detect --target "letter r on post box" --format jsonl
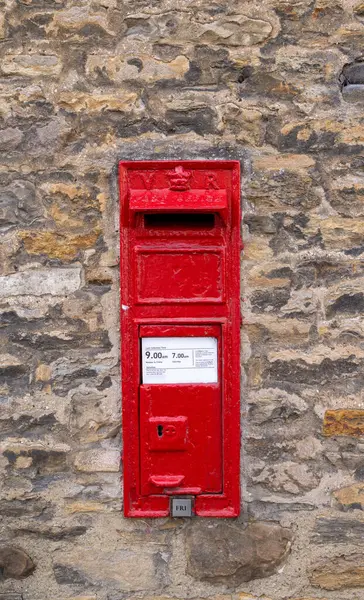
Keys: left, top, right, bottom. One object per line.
{"left": 119, "top": 161, "right": 241, "bottom": 517}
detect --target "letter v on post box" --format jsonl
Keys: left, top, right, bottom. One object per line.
{"left": 119, "top": 161, "right": 241, "bottom": 517}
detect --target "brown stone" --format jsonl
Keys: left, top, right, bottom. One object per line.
{"left": 15, "top": 456, "right": 33, "bottom": 469}
{"left": 57, "top": 91, "right": 138, "bottom": 113}
{"left": 311, "top": 555, "right": 364, "bottom": 590}
{"left": 41, "top": 182, "right": 90, "bottom": 201}
{"left": 253, "top": 153, "right": 315, "bottom": 171}
{"left": 333, "top": 483, "right": 364, "bottom": 510}
{"left": 48, "top": 5, "right": 113, "bottom": 35}
{"left": 65, "top": 501, "right": 109, "bottom": 514}
{"left": 355, "top": 2, "right": 364, "bottom": 15}
{"left": 86, "top": 54, "right": 189, "bottom": 83}
{"left": 35, "top": 364, "right": 51, "bottom": 382}
{"left": 0, "top": 546, "right": 35, "bottom": 579}
{"left": 186, "top": 521, "right": 292, "bottom": 584}
{"left": 20, "top": 230, "right": 100, "bottom": 260}
{"left": 323, "top": 410, "right": 364, "bottom": 437}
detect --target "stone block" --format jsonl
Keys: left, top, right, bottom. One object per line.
{"left": 68, "top": 597, "right": 97, "bottom": 600}
{"left": 355, "top": 2, "right": 364, "bottom": 15}
{"left": 342, "top": 61, "right": 364, "bottom": 84}
{"left": 20, "top": 230, "right": 100, "bottom": 261}
{"left": 0, "top": 127, "right": 24, "bottom": 151}
{"left": 0, "top": 546, "right": 35, "bottom": 579}
{"left": 86, "top": 54, "right": 189, "bottom": 84}
{"left": 53, "top": 564, "right": 90, "bottom": 585}
{"left": 48, "top": 5, "right": 114, "bottom": 37}
{"left": 122, "top": 10, "right": 278, "bottom": 47}
{"left": 248, "top": 388, "right": 307, "bottom": 425}
{"left": 0, "top": 354, "right": 23, "bottom": 369}
{"left": 333, "top": 483, "right": 364, "bottom": 510}
{"left": 342, "top": 84, "right": 364, "bottom": 103}
{"left": 65, "top": 501, "right": 110, "bottom": 514}
{"left": 74, "top": 449, "right": 120, "bottom": 472}
{"left": 185, "top": 521, "right": 292, "bottom": 584}
{"left": 253, "top": 462, "right": 319, "bottom": 495}
{"left": 35, "top": 364, "right": 51, "bottom": 381}
{"left": 327, "top": 292, "right": 364, "bottom": 317}
{"left": 0, "top": 268, "right": 81, "bottom": 297}
{"left": 57, "top": 91, "right": 139, "bottom": 114}
{"left": 53, "top": 548, "right": 160, "bottom": 590}
{"left": 305, "top": 215, "right": 364, "bottom": 252}
{"left": 312, "top": 517, "right": 364, "bottom": 543}
{"left": 246, "top": 159, "right": 320, "bottom": 212}
{"left": 323, "top": 410, "right": 364, "bottom": 437}
{"left": 311, "top": 555, "right": 364, "bottom": 589}
{"left": 266, "top": 346, "right": 361, "bottom": 386}
{"left": 272, "top": 0, "right": 313, "bottom": 18}
{"left": 1, "top": 53, "right": 61, "bottom": 76}
{"left": 0, "top": 180, "right": 41, "bottom": 229}
{"left": 12, "top": 525, "right": 87, "bottom": 540}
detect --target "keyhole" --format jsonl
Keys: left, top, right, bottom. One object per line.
{"left": 157, "top": 424, "right": 163, "bottom": 437}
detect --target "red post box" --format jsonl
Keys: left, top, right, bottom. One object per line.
{"left": 119, "top": 161, "right": 241, "bottom": 517}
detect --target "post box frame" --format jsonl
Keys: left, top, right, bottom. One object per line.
{"left": 119, "top": 160, "right": 241, "bottom": 517}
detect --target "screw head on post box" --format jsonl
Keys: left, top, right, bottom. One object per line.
{"left": 119, "top": 161, "right": 241, "bottom": 518}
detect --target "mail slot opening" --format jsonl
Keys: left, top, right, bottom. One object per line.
{"left": 144, "top": 213, "right": 215, "bottom": 229}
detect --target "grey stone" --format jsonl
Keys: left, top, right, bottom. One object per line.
{"left": 0, "top": 268, "right": 82, "bottom": 297}
{"left": 53, "top": 564, "right": 90, "bottom": 585}
{"left": 355, "top": 464, "right": 364, "bottom": 481}
{"left": 36, "top": 119, "right": 64, "bottom": 146}
{"left": 251, "top": 288, "right": 291, "bottom": 312}
{"left": 0, "top": 546, "right": 35, "bottom": 580}
{"left": 312, "top": 518, "right": 364, "bottom": 545}
{"left": 0, "top": 180, "right": 40, "bottom": 229}
{"left": 265, "top": 356, "right": 359, "bottom": 386}
{"left": 342, "top": 61, "right": 364, "bottom": 84}
{"left": 342, "top": 84, "right": 364, "bottom": 103}
{"left": 0, "top": 499, "right": 49, "bottom": 518}
{"left": 0, "top": 128, "right": 24, "bottom": 150}
{"left": 164, "top": 107, "right": 217, "bottom": 135}
{"left": 327, "top": 292, "right": 364, "bottom": 316}
{"left": 248, "top": 388, "right": 307, "bottom": 425}
{"left": 252, "top": 462, "right": 319, "bottom": 495}
{"left": 247, "top": 500, "right": 316, "bottom": 520}
{"left": 12, "top": 525, "right": 87, "bottom": 540}
{"left": 185, "top": 521, "right": 292, "bottom": 584}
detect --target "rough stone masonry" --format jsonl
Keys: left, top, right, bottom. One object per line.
{"left": 1, "top": 0, "right": 364, "bottom": 599}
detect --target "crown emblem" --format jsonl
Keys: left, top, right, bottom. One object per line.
{"left": 167, "top": 166, "right": 192, "bottom": 191}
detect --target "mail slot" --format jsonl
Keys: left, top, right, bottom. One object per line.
{"left": 119, "top": 160, "right": 241, "bottom": 517}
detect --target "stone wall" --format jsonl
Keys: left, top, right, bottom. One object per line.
{"left": 1, "top": 0, "right": 364, "bottom": 599}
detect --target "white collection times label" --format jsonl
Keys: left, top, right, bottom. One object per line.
{"left": 141, "top": 337, "right": 218, "bottom": 384}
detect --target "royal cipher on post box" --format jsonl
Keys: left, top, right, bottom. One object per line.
{"left": 119, "top": 160, "right": 241, "bottom": 517}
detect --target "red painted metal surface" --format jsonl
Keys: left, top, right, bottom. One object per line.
{"left": 119, "top": 161, "right": 241, "bottom": 517}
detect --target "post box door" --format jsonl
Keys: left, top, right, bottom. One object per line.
{"left": 139, "top": 328, "right": 222, "bottom": 496}
{"left": 140, "top": 384, "right": 222, "bottom": 495}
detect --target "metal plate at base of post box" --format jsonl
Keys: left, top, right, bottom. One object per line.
{"left": 119, "top": 160, "right": 241, "bottom": 518}
{"left": 171, "top": 498, "right": 193, "bottom": 518}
